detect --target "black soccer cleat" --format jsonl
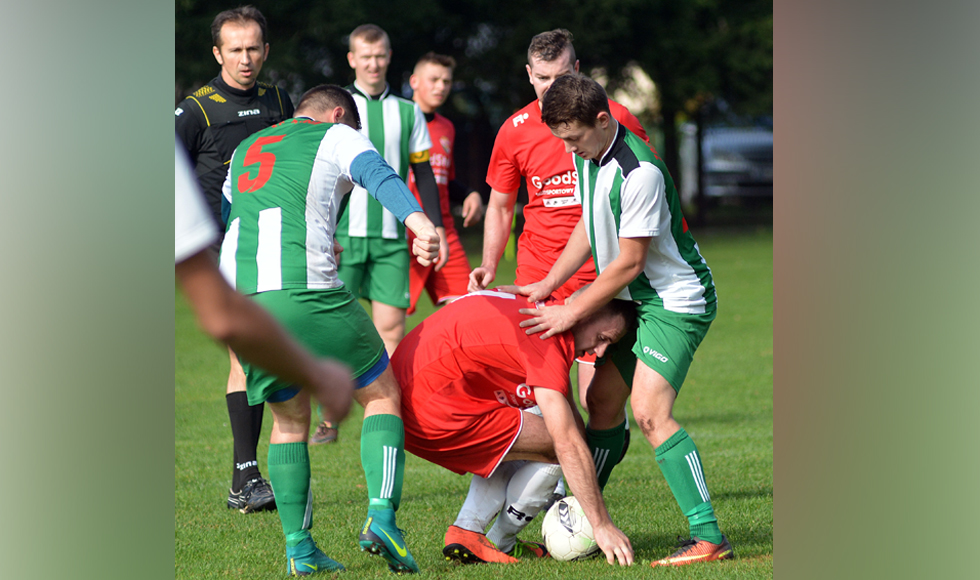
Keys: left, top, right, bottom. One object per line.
{"left": 227, "top": 476, "right": 277, "bottom": 513}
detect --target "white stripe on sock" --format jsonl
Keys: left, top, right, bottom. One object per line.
{"left": 593, "top": 448, "right": 610, "bottom": 480}
{"left": 303, "top": 486, "right": 313, "bottom": 530}
{"left": 685, "top": 451, "right": 710, "bottom": 502}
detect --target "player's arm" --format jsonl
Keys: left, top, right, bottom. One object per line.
{"left": 535, "top": 388, "right": 634, "bottom": 566}
{"left": 350, "top": 150, "right": 440, "bottom": 266}
{"left": 469, "top": 188, "right": 518, "bottom": 291}
{"left": 410, "top": 159, "right": 448, "bottom": 270}
{"left": 448, "top": 180, "right": 485, "bottom": 227}
{"left": 519, "top": 235, "right": 649, "bottom": 340}
{"left": 175, "top": 99, "right": 206, "bottom": 161}
{"left": 177, "top": 251, "right": 354, "bottom": 422}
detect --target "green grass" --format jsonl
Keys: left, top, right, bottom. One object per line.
{"left": 175, "top": 226, "right": 772, "bottom": 579}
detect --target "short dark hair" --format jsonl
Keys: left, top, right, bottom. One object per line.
{"left": 211, "top": 6, "right": 268, "bottom": 48}
{"left": 527, "top": 29, "right": 576, "bottom": 65}
{"left": 585, "top": 298, "right": 638, "bottom": 334}
{"left": 349, "top": 24, "right": 390, "bottom": 51}
{"left": 541, "top": 74, "right": 610, "bottom": 129}
{"left": 414, "top": 52, "right": 456, "bottom": 73}
{"left": 296, "top": 85, "right": 362, "bottom": 130}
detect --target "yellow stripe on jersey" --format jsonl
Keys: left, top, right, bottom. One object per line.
{"left": 187, "top": 96, "right": 210, "bottom": 126}
{"left": 409, "top": 150, "right": 430, "bottom": 164}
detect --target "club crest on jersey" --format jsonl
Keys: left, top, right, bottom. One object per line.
{"left": 512, "top": 112, "right": 530, "bottom": 127}
{"left": 440, "top": 136, "right": 451, "bottom": 153}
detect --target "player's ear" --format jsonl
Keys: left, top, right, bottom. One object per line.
{"left": 213, "top": 46, "right": 223, "bottom": 65}
{"left": 263, "top": 43, "right": 270, "bottom": 61}
{"left": 596, "top": 111, "right": 611, "bottom": 129}
{"left": 526, "top": 64, "right": 533, "bottom": 84}
{"left": 573, "top": 59, "right": 580, "bottom": 73}
{"left": 346, "top": 51, "right": 356, "bottom": 69}
{"left": 409, "top": 74, "right": 420, "bottom": 91}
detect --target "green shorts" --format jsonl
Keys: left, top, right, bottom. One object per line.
{"left": 335, "top": 234, "right": 410, "bottom": 308}
{"left": 240, "top": 287, "right": 386, "bottom": 405}
{"left": 597, "top": 305, "right": 715, "bottom": 393}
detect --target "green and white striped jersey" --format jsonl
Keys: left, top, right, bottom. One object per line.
{"left": 574, "top": 123, "right": 716, "bottom": 314}
{"left": 339, "top": 82, "right": 432, "bottom": 239}
{"left": 218, "top": 118, "right": 378, "bottom": 294}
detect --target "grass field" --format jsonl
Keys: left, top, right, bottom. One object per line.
{"left": 175, "top": 226, "right": 772, "bottom": 579}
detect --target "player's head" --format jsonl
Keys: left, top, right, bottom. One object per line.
{"left": 526, "top": 29, "right": 580, "bottom": 103}
{"left": 296, "top": 85, "right": 362, "bottom": 130}
{"left": 569, "top": 296, "right": 637, "bottom": 359}
{"left": 542, "top": 74, "right": 614, "bottom": 162}
{"left": 410, "top": 52, "right": 456, "bottom": 113}
{"left": 211, "top": 6, "right": 270, "bottom": 91}
{"left": 347, "top": 24, "right": 392, "bottom": 93}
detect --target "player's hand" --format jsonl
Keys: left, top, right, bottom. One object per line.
{"left": 468, "top": 266, "right": 495, "bottom": 292}
{"left": 434, "top": 227, "right": 449, "bottom": 272}
{"left": 404, "top": 212, "right": 440, "bottom": 266}
{"left": 518, "top": 303, "right": 578, "bottom": 339}
{"left": 496, "top": 280, "right": 554, "bottom": 303}
{"left": 332, "top": 240, "right": 344, "bottom": 267}
{"left": 461, "top": 192, "right": 484, "bottom": 227}
{"left": 593, "top": 522, "right": 634, "bottom": 566}
{"left": 310, "top": 359, "right": 354, "bottom": 424}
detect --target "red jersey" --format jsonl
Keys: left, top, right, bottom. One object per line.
{"left": 486, "top": 99, "right": 649, "bottom": 290}
{"left": 393, "top": 290, "right": 575, "bottom": 476}
{"left": 408, "top": 112, "right": 454, "bottom": 224}
{"left": 393, "top": 290, "right": 575, "bottom": 408}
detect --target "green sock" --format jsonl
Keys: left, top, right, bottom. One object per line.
{"left": 586, "top": 420, "right": 627, "bottom": 490}
{"left": 655, "top": 428, "right": 722, "bottom": 543}
{"left": 268, "top": 442, "right": 313, "bottom": 547}
{"left": 360, "top": 414, "right": 405, "bottom": 511}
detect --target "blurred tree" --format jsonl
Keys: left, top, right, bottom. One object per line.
{"left": 176, "top": 0, "right": 771, "bottom": 196}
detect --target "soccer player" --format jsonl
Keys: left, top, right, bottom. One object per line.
{"left": 176, "top": 138, "right": 354, "bottom": 428}
{"left": 391, "top": 289, "right": 636, "bottom": 567}
{"left": 469, "top": 28, "right": 649, "bottom": 442}
{"left": 406, "top": 52, "right": 485, "bottom": 316}
{"left": 218, "top": 85, "right": 440, "bottom": 575}
{"left": 175, "top": 6, "right": 294, "bottom": 513}
{"left": 311, "top": 24, "right": 446, "bottom": 446}
{"left": 516, "top": 73, "right": 733, "bottom": 567}
{"left": 338, "top": 23, "right": 445, "bottom": 354}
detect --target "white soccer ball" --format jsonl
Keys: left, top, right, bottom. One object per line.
{"left": 541, "top": 496, "right": 600, "bottom": 561}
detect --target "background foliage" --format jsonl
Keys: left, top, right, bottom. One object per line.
{"left": 176, "top": 0, "right": 772, "bottom": 186}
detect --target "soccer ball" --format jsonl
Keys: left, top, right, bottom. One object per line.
{"left": 541, "top": 496, "right": 600, "bottom": 561}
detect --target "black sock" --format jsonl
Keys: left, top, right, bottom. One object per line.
{"left": 226, "top": 392, "right": 264, "bottom": 491}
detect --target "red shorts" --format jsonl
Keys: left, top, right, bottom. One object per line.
{"left": 407, "top": 225, "right": 471, "bottom": 315}
{"left": 397, "top": 374, "right": 525, "bottom": 478}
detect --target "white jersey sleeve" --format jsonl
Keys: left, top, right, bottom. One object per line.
{"left": 618, "top": 161, "right": 667, "bottom": 239}
{"left": 319, "top": 123, "right": 379, "bottom": 181}
{"left": 409, "top": 101, "right": 433, "bottom": 154}
{"left": 175, "top": 138, "right": 218, "bottom": 263}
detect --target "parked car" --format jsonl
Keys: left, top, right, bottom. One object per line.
{"left": 701, "top": 125, "right": 773, "bottom": 198}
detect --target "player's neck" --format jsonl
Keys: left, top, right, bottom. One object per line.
{"left": 414, "top": 99, "right": 437, "bottom": 115}
{"left": 356, "top": 78, "right": 387, "bottom": 98}
{"left": 217, "top": 71, "right": 256, "bottom": 93}
{"left": 594, "top": 119, "right": 620, "bottom": 164}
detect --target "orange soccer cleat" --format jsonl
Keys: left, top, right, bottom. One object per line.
{"left": 443, "top": 525, "right": 519, "bottom": 564}
{"left": 650, "top": 536, "right": 734, "bottom": 567}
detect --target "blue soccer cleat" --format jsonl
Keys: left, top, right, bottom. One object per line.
{"left": 358, "top": 508, "right": 419, "bottom": 574}
{"left": 286, "top": 537, "right": 345, "bottom": 576}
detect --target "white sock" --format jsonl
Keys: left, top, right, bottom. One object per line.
{"left": 486, "top": 461, "right": 563, "bottom": 552}
{"left": 453, "top": 461, "right": 521, "bottom": 532}
{"left": 553, "top": 477, "right": 566, "bottom": 496}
